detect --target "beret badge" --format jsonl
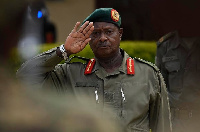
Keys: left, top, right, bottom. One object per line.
{"left": 111, "top": 9, "right": 119, "bottom": 22}
{"left": 82, "top": 8, "right": 121, "bottom": 27}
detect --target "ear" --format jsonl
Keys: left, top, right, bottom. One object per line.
{"left": 119, "top": 28, "right": 123, "bottom": 39}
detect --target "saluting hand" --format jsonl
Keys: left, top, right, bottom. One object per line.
{"left": 64, "top": 21, "right": 94, "bottom": 55}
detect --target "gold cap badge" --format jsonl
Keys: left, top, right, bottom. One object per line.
{"left": 111, "top": 9, "right": 119, "bottom": 22}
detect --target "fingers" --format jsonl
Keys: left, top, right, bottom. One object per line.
{"left": 83, "top": 38, "right": 91, "bottom": 45}
{"left": 79, "top": 21, "right": 90, "bottom": 33}
{"left": 79, "top": 21, "right": 94, "bottom": 37}
{"left": 79, "top": 38, "right": 91, "bottom": 51}
{"left": 70, "top": 21, "right": 93, "bottom": 38}
{"left": 71, "top": 22, "right": 81, "bottom": 33}
{"left": 82, "top": 22, "right": 94, "bottom": 37}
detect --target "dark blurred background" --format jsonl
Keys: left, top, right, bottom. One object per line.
{"left": 2, "top": 0, "right": 200, "bottom": 45}
{"left": 25, "top": 0, "right": 200, "bottom": 43}
{"left": 96, "top": 0, "right": 200, "bottom": 40}
{"left": 1, "top": 0, "right": 200, "bottom": 65}
{"left": 96, "top": 0, "right": 157, "bottom": 40}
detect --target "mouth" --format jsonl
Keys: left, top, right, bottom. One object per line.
{"left": 97, "top": 42, "right": 110, "bottom": 48}
{"left": 98, "top": 45, "right": 110, "bottom": 50}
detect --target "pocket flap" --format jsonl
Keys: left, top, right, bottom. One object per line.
{"left": 75, "top": 82, "right": 98, "bottom": 87}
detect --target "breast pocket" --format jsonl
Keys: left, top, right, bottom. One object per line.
{"left": 75, "top": 82, "right": 98, "bottom": 101}
{"left": 164, "top": 60, "right": 182, "bottom": 92}
{"left": 165, "top": 61, "right": 180, "bottom": 72}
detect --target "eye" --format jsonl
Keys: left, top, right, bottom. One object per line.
{"left": 91, "top": 31, "right": 100, "bottom": 37}
{"left": 105, "top": 30, "right": 113, "bottom": 35}
{"left": 94, "top": 31, "right": 100, "bottom": 35}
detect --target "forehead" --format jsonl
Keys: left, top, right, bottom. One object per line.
{"left": 93, "top": 22, "right": 117, "bottom": 29}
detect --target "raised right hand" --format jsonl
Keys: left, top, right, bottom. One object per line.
{"left": 64, "top": 21, "right": 94, "bottom": 56}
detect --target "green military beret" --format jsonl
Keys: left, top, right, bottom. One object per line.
{"left": 82, "top": 8, "right": 121, "bottom": 28}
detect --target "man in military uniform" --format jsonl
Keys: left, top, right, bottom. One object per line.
{"left": 17, "top": 8, "right": 171, "bottom": 132}
{"left": 156, "top": 30, "right": 200, "bottom": 132}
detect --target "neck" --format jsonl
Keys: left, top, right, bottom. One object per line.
{"left": 97, "top": 50, "right": 123, "bottom": 73}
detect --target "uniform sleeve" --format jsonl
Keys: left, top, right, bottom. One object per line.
{"left": 16, "top": 47, "right": 67, "bottom": 90}
{"left": 149, "top": 71, "right": 172, "bottom": 132}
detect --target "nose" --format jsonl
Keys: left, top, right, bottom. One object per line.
{"left": 99, "top": 32, "right": 107, "bottom": 42}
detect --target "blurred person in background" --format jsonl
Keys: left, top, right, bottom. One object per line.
{"left": 18, "top": 0, "right": 56, "bottom": 60}
{"left": 152, "top": 0, "right": 200, "bottom": 131}
{"left": 0, "top": 0, "right": 56, "bottom": 73}
{"left": 156, "top": 30, "right": 200, "bottom": 132}
{"left": 17, "top": 8, "right": 172, "bottom": 132}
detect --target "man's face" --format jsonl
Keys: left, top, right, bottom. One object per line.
{"left": 89, "top": 22, "right": 123, "bottom": 59}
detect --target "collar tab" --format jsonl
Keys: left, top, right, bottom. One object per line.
{"left": 127, "top": 57, "right": 135, "bottom": 75}
{"left": 84, "top": 58, "right": 96, "bottom": 75}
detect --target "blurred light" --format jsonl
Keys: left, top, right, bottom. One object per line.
{"left": 37, "top": 11, "right": 42, "bottom": 18}
{"left": 18, "top": 36, "right": 40, "bottom": 60}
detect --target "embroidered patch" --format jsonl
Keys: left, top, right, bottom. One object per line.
{"left": 159, "top": 37, "right": 164, "bottom": 43}
{"left": 84, "top": 58, "right": 96, "bottom": 75}
{"left": 111, "top": 9, "right": 119, "bottom": 22}
{"left": 127, "top": 57, "right": 135, "bottom": 75}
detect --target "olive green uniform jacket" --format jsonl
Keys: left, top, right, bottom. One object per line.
{"left": 156, "top": 31, "right": 200, "bottom": 132}
{"left": 17, "top": 48, "right": 171, "bottom": 132}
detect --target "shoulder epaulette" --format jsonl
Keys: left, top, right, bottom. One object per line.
{"left": 134, "top": 58, "right": 168, "bottom": 94}
{"left": 157, "top": 31, "right": 176, "bottom": 47}
{"left": 67, "top": 56, "right": 90, "bottom": 63}
{"left": 134, "top": 57, "right": 160, "bottom": 72}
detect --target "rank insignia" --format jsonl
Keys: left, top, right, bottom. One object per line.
{"left": 127, "top": 57, "right": 135, "bottom": 75}
{"left": 84, "top": 58, "right": 96, "bottom": 75}
{"left": 159, "top": 37, "right": 164, "bottom": 43}
{"left": 111, "top": 9, "right": 119, "bottom": 22}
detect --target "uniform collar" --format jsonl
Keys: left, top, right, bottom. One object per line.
{"left": 171, "top": 31, "right": 181, "bottom": 49}
{"left": 88, "top": 49, "right": 130, "bottom": 78}
{"left": 119, "top": 49, "right": 130, "bottom": 74}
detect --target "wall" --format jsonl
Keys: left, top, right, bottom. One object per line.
{"left": 45, "top": 0, "right": 95, "bottom": 43}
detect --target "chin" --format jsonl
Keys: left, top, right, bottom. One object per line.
{"left": 95, "top": 50, "right": 115, "bottom": 59}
